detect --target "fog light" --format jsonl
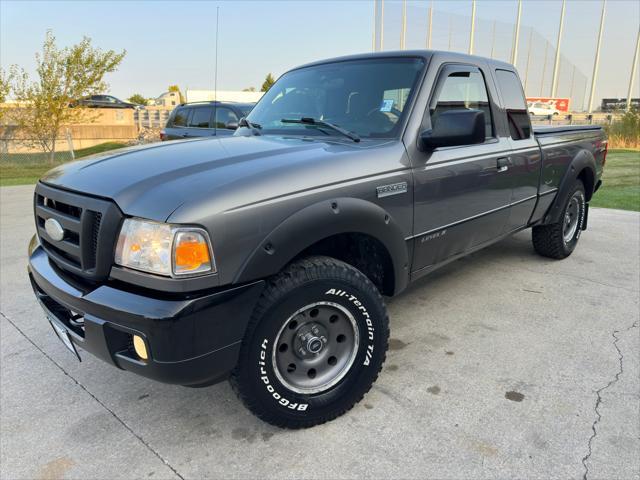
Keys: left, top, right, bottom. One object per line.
{"left": 133, "top": 335, "right": 148, "bottom": 360}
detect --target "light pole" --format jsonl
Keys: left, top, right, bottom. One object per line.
{"left": 372, "top": 0, "right": 377, "bottom": 51}
{"left": 427, "top": 1, "right": 433, "bottom": 49}
{"left": 511, "top": 0, "right": 522, "bottom": 65}
{"left": 550, "top": 0, "right": 566, "bottom": 98}
{"left": 588, "top": 0, "right": 606, "bottom": 113}
{"left": 380, "top": 0, "right": 384, "bottom": 50}
{"left": 524, "top": 27, "right": 534, "bottom": 94}
{"left": 540, "top": 40, "right": 549, "bottom": 97}
{"left": 626, "top": 28, "right": 640, "bottom": 111}
{"left": 490, "top": 20, "right": 496, "bottom": 59}
{"left": 400, "top": 0, "right": 407, "bottom": 50}
{"left": 469, "top": 0, "right": 476, "bottom": 55}
{"left": 568, "top": 64, "right": 576, "bottom": 111}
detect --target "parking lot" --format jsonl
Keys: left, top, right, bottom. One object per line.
{"left": 1, "top": 183, "right": 638, "bottom": 479}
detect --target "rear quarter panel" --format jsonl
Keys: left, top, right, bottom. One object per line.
{"left": 530, "top": 127, "right": 606, "bottom": 223}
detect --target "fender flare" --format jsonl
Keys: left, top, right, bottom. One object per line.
{"left": 233, "top": 197, "right": 410, "bottom": 294}
{"left": 544, "top": 149, "right": 596, "bottom": 224}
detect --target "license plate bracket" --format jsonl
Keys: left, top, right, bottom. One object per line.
{"left": 49, "top": 318, "right": 81, "bottom": 362}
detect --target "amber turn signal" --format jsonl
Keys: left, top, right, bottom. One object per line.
{"left": 173, "top": 230, "right": 213, "bottom": 275}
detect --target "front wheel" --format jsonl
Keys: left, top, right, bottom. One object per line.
{"left": 230, "top": 256, "right": 389, "bottom": 429}
{"left": 532, "top": 180, "right": 586, "bottom": 259}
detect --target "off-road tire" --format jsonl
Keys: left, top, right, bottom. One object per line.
{"left": 230, "top": 256, "right": 389, "bottom": 429}
{"left": 532, "top": 180, "right": 586, "bottom": 259}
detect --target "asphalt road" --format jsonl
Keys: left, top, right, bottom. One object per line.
{"left": 1, "top": 184, "right": 638, "bottom": 480}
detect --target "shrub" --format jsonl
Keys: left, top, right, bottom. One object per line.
{"left": 605, "top": 110, "right": 640, "bottom": 149}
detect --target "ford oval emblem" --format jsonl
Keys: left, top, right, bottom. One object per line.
{"left": 44, "top": 218, "right": 65, "bottom": 242}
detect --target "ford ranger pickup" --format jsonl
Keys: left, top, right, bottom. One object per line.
{"left": 28, "top": 51, "right": 607, "bottom": 428}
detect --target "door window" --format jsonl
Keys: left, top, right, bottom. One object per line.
{"left": 189, "top": 107, "right": 213, "bottom": 128}
{"left": 495, "top": 69, "right": 531, "bottom": 140}
{"left": 430, "top": 69, "right": 493, "bottom": 138}
{"left": 214, "top": 107, "right": 239, "bottom": 129}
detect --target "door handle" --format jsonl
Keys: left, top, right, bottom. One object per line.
{"left": 497, "top": 157, "right": 511, "bottom": 172}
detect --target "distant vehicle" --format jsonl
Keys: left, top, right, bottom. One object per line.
{"left": 161, "top": 101, "right": 255, "bottom": 141}
{"left": 601, "top": 98, "right": 640, "bottom": 111}
{"left": 72, "top": 95, "right": 144, "bottom": 109}
{"left": 528, "top": 102, "right": 560, "bottom": 116}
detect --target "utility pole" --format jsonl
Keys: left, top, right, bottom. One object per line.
{"left": 400, "top": 0, "right": 407, "bottom": 50}
{"left": 426, "top": 1, "right": 433, "bottom": 49}
{"left": 448, "top": 15, "right": 453, "bottom": 51}
{"left": 511, "top": 0, "right": 522, "bottom": 66}
{"left": 550, "top": 0, "right": 566, "bottom": 98}
{"left": 380, "top": 0, "right": 384, "bottom": 50}
{"left": 524, "top": 28, "right": 534, "bottom": 94}
{"left": 372, "top": 0, "right": 377, "bottom": 51}
{"left": 626, "top": 28, "right": 640, "bottom": 111}
{"left": 469, "top": 0, "right": 476, "bottom": 54}
{"left": 588, "top": 0, "right": 606, "bottom": 113}
{"left": 490, "top": 20, "right": 496, "bottom": 59}
{"left": 540, "top": 40, "right": 549, "bottom": 97}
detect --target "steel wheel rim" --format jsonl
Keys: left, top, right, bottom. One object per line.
{"left": 563, "top": 194, "right": 581, "bottom": 243}
{"left": 272, "top": 301, "right": 359, "bottom": 394}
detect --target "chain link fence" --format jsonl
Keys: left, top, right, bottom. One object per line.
{"left": 378, "top": 3, "right": 622, "bottom": 113}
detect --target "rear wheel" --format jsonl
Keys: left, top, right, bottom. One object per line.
{"left": 230, "top": 256, "right": 389, "bottom": 429}
{"left": 532, "top": 180, "right": 586, "bottom": 259}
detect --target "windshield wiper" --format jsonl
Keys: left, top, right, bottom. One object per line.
{"left": 238, "top": 117, "right": 262, "bottom": 135}
{"left": 281, "top": 117, "right": 360, "bottom": 143}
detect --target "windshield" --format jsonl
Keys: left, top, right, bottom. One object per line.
{"left": 246, "top": 57, "right": 425, "bottom": 139}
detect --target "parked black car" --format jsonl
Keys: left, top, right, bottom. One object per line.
{"left": 71, "top": 95, "right": 143, "bottom": 109}
{"left": 160, "top": 101, "right": 255, "bottom": 140}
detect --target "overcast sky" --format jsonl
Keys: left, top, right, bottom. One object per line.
{"left": 1, "top": 0, "right": 638, "bottom": 108}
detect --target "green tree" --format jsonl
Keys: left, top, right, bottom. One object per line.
{"left": 11, "top": 31, "right": 125, "bottom": 163}
{"left": 242, "top": 86, "right": 256, "bottom": 92}
{"left": 127, "top": 93, "right": 148, "bottom": 106}
{"left": 0, "top": 67, "right": 14, "bottom": 124}
{"left": 168, "top": 85, "right": 185, "bottom": 103}
{"left": 0, "top": 67, "right": 12, "bottom": 104}
{"left": 261, "top": 73, "right": 275, "bottom": 92}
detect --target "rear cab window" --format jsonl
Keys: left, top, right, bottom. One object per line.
{"left": 495, "top": 69, "right": 531, "bottom": 140}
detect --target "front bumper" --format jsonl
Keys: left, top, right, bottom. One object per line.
{"left": 28, "top": 244, "right": 264, "bottom": 386}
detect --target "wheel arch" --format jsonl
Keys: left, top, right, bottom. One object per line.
{"left": 544, "top": 148, "right": 596, "bottom": 224}
{"left": 233, "top": 197, "right": 410, "bottom": 295}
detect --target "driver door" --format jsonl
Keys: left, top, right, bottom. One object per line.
{"left": 410, "top": 64, "right": 513, "bottom": 273}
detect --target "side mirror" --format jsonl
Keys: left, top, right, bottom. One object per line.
{"left": 418, "top": 109, "right": 486, "bottom": 150}
{"left": 225, "top": 121, "right": 239, "bottom": 130}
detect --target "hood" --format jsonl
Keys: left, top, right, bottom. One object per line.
{"left": 41, "top": 136, "right": 371, "bottom": 221}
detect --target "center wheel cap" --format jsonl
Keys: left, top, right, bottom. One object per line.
{"left": 293, "top": 322, "right": 328, "bottom": 358}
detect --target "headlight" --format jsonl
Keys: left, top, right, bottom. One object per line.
{"left": 114, "top": 218, "right": 215, "bottom": 277}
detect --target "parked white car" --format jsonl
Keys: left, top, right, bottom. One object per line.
{"left": 528, "top": 102, "right": 561, "bottom": 116}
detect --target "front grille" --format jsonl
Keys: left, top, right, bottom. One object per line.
{"left": 34, "top": 183, "right": 122, "bottom": 282}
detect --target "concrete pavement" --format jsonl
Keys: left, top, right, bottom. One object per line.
{"left": 1, "top": 184, "right": 638, "bottom": 479}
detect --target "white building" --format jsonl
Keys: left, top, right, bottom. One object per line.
{"left": 152, "top": 91, "right": 181, "bottom": 107}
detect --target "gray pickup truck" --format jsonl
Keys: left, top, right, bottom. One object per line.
{"left": 28, "top": 51, "right": 607, "bottom": 429}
